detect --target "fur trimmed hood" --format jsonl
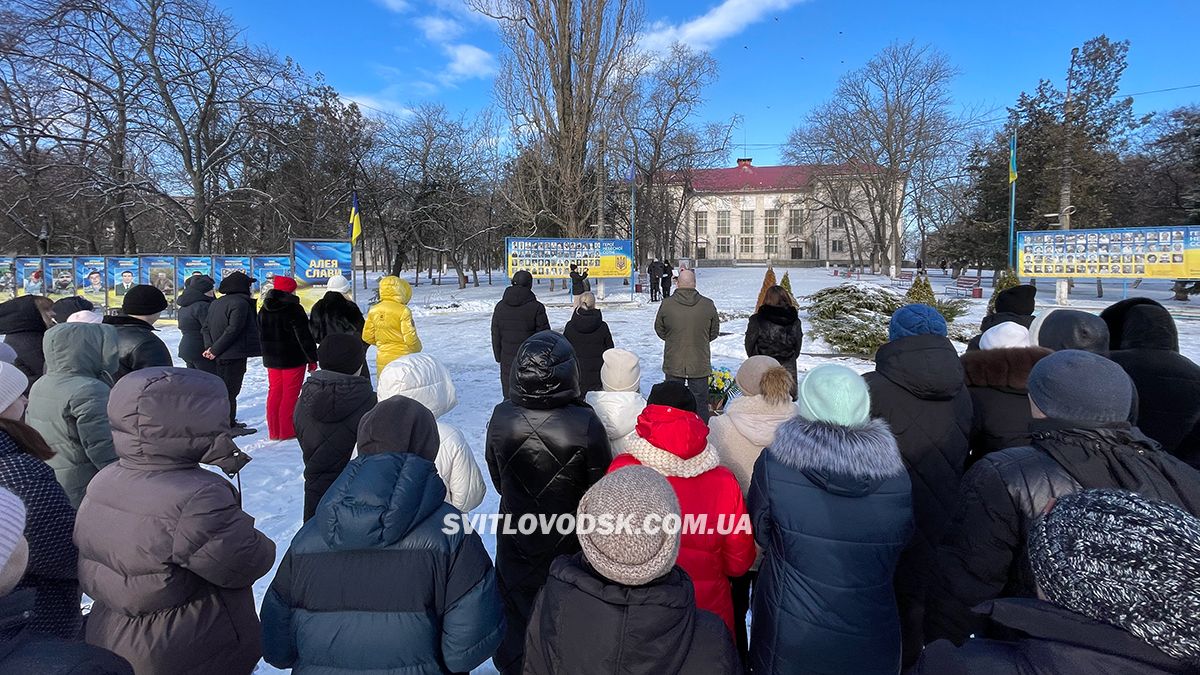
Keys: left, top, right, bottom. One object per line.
{"left": 961, "top": 346, "right": 1053, "bottom": 394}
{"left": 769, "top": 417, "right": 904, "bottom": 482}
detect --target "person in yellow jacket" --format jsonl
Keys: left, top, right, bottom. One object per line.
{"left": 363, "top": 276, "right": 422, "bottom": 372}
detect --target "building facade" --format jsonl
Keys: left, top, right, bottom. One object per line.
{"left": 678, "top": 159, "right": 891, "bottom": 267}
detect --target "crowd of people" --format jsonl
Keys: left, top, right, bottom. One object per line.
{"left": 0, "top": 266, "right": 1196, "bottom": 675}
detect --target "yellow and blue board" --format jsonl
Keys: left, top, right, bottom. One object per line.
{"left": 505, "top": 238, "right": 633, "bottom": 280}
{"left": 292, "top": 240, "right": 352, "bottom": 311}
{"left": 1017, "top": 226, "right": 1200, "bottom": 279}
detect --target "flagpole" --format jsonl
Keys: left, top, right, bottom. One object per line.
{"left": 628, "top": 165, "right": 637, "bottom": 291}
{"left": 1008, "top": 131, "right": 1017, "bottom": 270}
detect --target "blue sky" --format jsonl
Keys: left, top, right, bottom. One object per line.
{"left": 221, "top": 0, "right": 1200, "bottom": 165}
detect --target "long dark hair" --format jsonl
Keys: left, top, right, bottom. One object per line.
{"left": 0, "top": 418, "right": 55, "bottom": 460}
{"left": 763, "top": 285, "right": 797, "bottom": 309}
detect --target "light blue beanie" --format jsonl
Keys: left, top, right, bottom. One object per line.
{"left": 797, "top": 364, "right": 871, "bottom": 427}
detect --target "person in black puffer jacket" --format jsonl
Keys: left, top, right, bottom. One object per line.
{"left": 50, "top": 296, "right": 94, "bottom": 325}
{"left": 925, "top": 350, "right": 1200, "bottom": 648}
{"left": 864, "top": 304, "right": 971, "bottom": 668}
{"left": 259, "top": 276, "right": 318, "bottom": 441}
{"left": 485, "top": 331, "right": 611, "bottom": 674}
{"left": 745, "top": 285, "right": 804, "bottom": 399}
{"left": 0, "top": 296, "right": 53, "bottom": 394}
{"left": 0, "top": 363, "right": 80, "bottom": 639}
{"left": 176, "top": 275, "right": 217, "bottom": 375}
{"left": 751, "top": 365, "right": 912, "bottom": 675}
{"left": 961, "top": 322, "right": 1052, "bottom": 466}
{"left": 491, "top": 270, "right": 549, "bottom": 399}
{"left": 524, "top": 466, "right": 740, "bottom": 675}
{"left": 1102, "top": 298, "right": 1200, "bottom": 468}
{"left": 562, "top": 293, "right": 613, "bottom": 393}
{"left": 307, "top": 274, "right": 367, "bottom": 378}
{"left": 965, "top": 284, "right": 1036, "bottom": 351}
{"left": 203, "top": 271, "right": 262, "bottom": 427}
{"left": 262, "top": 396, "right": 504, "bottom": 674}
{"left": 293, "top": 334, "right": 376, "bottom": 521}
{"left": 102, "top": 285, "right": 173, "bottom": 381}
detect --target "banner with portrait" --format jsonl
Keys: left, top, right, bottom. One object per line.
{"left": 0, "top": 258, "right": 14, "bottom": 299}
{"left": 140, "top": 255, "right": 177, "bottom": 302}
{"left": 1017, "top": 226, "right": 1200, "bottom": 279}
{"left": 76, "top": 256, "right": 106, "bottom": 307}
{"left": 16, "top": 258, "right": 44, "bottom": 297}
{"left": 291, "top": 240, "right": 352, "bottom": 310}
{"left": 214, "top": 256, "right": 252, "bottom": 292}
{"left": 44, "top": 257, "right": 76, "bottom": 301}
{"left": 174, "top": 256, "right": 212, "bottom": 294}
{"left": 251, "top": 256, "right": 292, "bottom": 298}
{"left": 106, "top": 257, "right": 139, "bottom": 306}
{"left": 505, "top": 238, "right": 634, "bottom": 279}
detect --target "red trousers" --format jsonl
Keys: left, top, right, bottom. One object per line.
{"left": 267, "top": 366, "right": 306, "bottom": 440}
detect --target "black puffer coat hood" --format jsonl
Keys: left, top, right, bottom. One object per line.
{"left": 217, "top": 271, "right": 253, "bottom": 295}
{"left": 758, "top": 303, "right": 799, "bottom": 326}
{"left": 1101, "top": 297, "right": 1174, "bottom": 351}
{"left": 523, "top": 553, "right": 740, "bottom": 675}
{"left": 293, "top": 369, "right": 376, "bottom": 521}
{"left": 511, "top": 330, "right": 581, "bottom": 409}
{"left": 258, "top": 289, "right": 317, "bottom": 369}
{"left": 502, "top": 284, "right": 536, "bottom": 307}
{"left": 309, "top": 290, "right": 365, "bottom": 344}
{"left": 874, "top": 334, "right": 965, "bottom": 400}
{"left": 51, "top": 296, "right": 94, "bottom": 325}
{"left": 0, "top": 296, "right": 48, "bottom": 334}
{"left": 175, "top": 286, "right": 212, "bottom": 308}
{"left": 107, "top": 367, "right": 232, "bottom": 469}
{"left": 564, "top": 310, "right": 614, "bottom": 394}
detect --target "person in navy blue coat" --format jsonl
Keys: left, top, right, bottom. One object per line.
{"left": 749, "top": 364, "right": 913, "bottom": 675}
{"left": 260, "top": 395, "right": 504, "bottom": 674}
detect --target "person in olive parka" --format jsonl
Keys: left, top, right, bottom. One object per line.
{"left": 485, "top": 331, "right": 611, "bottom": 674}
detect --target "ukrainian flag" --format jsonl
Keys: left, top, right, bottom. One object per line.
{"left": 1009, "top": 132, "right": 1018, "bottom": 184}
{"left": 349, "top": 191, "right": 362, "bottom": 244}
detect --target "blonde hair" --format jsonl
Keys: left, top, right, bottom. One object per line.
{"left": 581, "top": 292, "right": 596, "bottom": 310}
{"left": 759, "top": 366, "right": 795, "bottom": 406}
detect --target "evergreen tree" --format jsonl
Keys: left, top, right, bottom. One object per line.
{"left": 756, "top": 266, "right": 778, "bottom": 310}
{"left": 905, "top": 275, "right": 937, "bottom": 305}
{"left": 780, "top": 271, "right": 793, "bottom": 297}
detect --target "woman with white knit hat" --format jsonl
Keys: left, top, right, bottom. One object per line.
{"left": 584, "top": 348, "right": 647, "bottom": 457}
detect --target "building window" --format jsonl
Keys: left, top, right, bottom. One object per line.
{"left": 765, "top": 209, "right": 779, "bottom": 235}
{"left": 765, "top": 239, "right": 779, "bottom": 256}
{"left": 740, "top": 210, "right": 754, "bottom": 235}
{"left": 717, "top": 236, "right": 731, "bottom": 255}
{"left": 788, "top": 209, "right": 802, "bottom": 234}
{"left": 790, "top": 246, "right": 804, "bottom": 259}
{"left": 831, "top": 239, "right": 845, "bottom": 253}
{"left": 831, "top": 214, "right": 846, "bottom": 229}
{"left": 717, "top": 211, "right": 730, "bottom": 235}
{"left": 739, "top": 236, "right": 754, "bottom": 255}
{"left": 694, "top": 211, "right": 707, "bottom": 235}
{"left": 697, "top": 246, "right": 707, "bottom": 260}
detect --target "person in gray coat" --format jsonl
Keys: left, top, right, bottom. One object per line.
{"left": 653, "top": 268, "right": 719, "bottom": 420}
{"left": 25, "top": 323, "right": 121, "bottom": 508}
{"left": 74, "top": 367, "right": 273, "bottom": 675}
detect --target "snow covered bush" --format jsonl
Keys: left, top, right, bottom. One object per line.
{"left": 802, "top": 283, "right": 905, "bottom": 355}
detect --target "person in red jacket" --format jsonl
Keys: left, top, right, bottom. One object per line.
{"left": 608, "top": 380, "right": 755, "bottom": 635}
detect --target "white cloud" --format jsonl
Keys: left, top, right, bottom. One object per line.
{"left": 375, "top": 0, "right": 410, "bottom": 13}
{"left": 440, "top": 43, "right": 498, "bottom": 83}
{"left": 642, "top": 0, "right": 807, "bottom": 52}
{"left": 341, "top": 93, "right": 413, "bottom": 118}
{"left": 415, "top": 15, "right": 465, "bottom": 42}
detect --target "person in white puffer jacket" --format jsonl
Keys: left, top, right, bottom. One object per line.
{"left": 584, "top": 349, "right": 647, "bottom": 457}
{"left": 377, "top": 353, "right": 486, "bottom": 512}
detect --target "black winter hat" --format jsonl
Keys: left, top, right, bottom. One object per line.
{"left": 218, "top": 271, "right": 254, "bottom": 295}
{"left": 52, "top": 296, "right": 94, "bottom": 324}
{"left": 647, "top": 380, "right": 698, "bottom": 414}
{"left": 995, "top": 284, "right": 1036, "bottom": 316}
{"left": 512, "top": 270, "right": 533, "bottom": 288}
{"left": 317, "top": 333, "right": 365, "bottom": 375}
{"left": 1030, "top": 308, "right": 1110, "bottom": 353}
{"left": 121, "top": 284, "right": 168, "bottom": 315}
{"left": 186, "top": 274, "right": 215, "bottom": 294}
{"left": 357, "top": 395, "right": 439, "bottom": 461}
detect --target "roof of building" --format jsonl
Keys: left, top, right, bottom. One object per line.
{"left": 688, "top": 159, "right": 877, "bottom": 193}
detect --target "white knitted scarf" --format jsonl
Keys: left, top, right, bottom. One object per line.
{"left": 625, "top": 435, "right": 720, "bottom": 478}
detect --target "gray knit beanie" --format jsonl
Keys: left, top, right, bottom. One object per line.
{"left": 1029, "top": 489, "right": 1200, "bottom": 665}
{"left": 1027, "top": 349, "right": 1133, "bottom": 423}
{"left": 577, "top": 466, "right": 681, "bottom": 586}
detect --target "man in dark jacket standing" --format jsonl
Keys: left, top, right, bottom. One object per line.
{"left": 203, "top": 271, "right": 261, "bottom": 428}
{"left": 485, "top": 331, "right": 611, "bottom": 674}
{"left": 102, "top": 285, "right": 173, "bottom": 381}
{"left": 0, "top": 296, "right": 52, "bottom": 394}
{"left": 654, "top": 268, "right": 719, "bottom": 421}
{"left": 926, "top": 349, "right": 1200, "bottom": 647}
{"left": 646, "top": 259, "right": 663, "bottom": 301}
{"left": 916, "top": 489, "right": 1200, "bottom": 674}
{"left": 293, "top": 334, "right": 376, "bottom": 521}
{"left": 176, "top": 275, "right": 217, "bottom": 375}
{"left": 1102, "top": 298, "right": 1200, "bottom": 467}
{"left": 490, "top": 270, "right": 550, "bottom": 399}
{"left": 864, "top": 303, "right": 972, "bottom": 667}
{"left": 661, "top": 259, "right": 674, "bottom": 299}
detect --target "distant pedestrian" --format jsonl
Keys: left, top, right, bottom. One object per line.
{"left": 490, "top": 270, "right": 549, "bottom": 399}
{"left": 308, "top": 274, "right": 368, "bottom": 377}
{"left": 103, "top": 284, "right": 173, "bottom": 381}
{"left": 563, "top": 292, "right": 614, "bottom": 393}
{"left": 0, "top": 296, "right": 53, "bottom": 394}
{"left": 654, "top": 268, "right": 719, "bottom": 421}
{"left": 362, "top": 276, "right": 422, "bottom": 374}
{"left": 939, "top": 258, "right": 948, "bottom": 275}
{"left": 569, "top": 264, "right": 589, "bottom": 310}
{"left": 745, "top": 285, "right": 804, "bottom": 399}
{"left": 661, "top": 259, "right": 674, "bottom": 299}
{"left": 203, "top": 271, "right": 261, "bottom": 428}
{"left": 259, "top": 276, "right": 318, "bottom": 441}
{"left": 647, "top": 259, "right": 664, "bottom": 302}
{"left": 584, "top": 348, "right": 647, "bottom": 456}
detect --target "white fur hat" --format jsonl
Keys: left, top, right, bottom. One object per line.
{"left": 327, "top": 275, "right": 352, "bottom": 294}
{"left": 980, "top": 321, "right": 1032, "bottom": 350}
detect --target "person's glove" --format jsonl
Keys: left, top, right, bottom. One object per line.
{"left": 307, "top": 362, "right": 318, "bottom": 373}
{"left": 201, "top": 433, "right": 252, "bottom": 477}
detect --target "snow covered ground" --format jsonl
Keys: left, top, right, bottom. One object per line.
{"left": 143, "top": 265, "right": 1200, "bottom": 673}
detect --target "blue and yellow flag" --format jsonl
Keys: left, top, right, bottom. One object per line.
{"left": 1009, "top": 132, "right": 1018, "bottom": 184}
{"left": 349, "top": 191, "right": 362, "bottom": 244}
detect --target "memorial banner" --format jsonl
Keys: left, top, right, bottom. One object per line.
{"left": 76, "top": 257, "right": 106, "bottom": 307}
{"left": 44, "top": 257, "right": 76, "bottom": 300}
{"left": 251, "top": 256, "right": 292, "bottom": 298}
{"left": 0, "top": 258, "right": 14, "bottom": 299}
{"left": 505, "top": 238, "right": 633, "bottom": 279}
{"left": 106, "top": 256, "right": 139, "bottom": 306}
{"left": 1017, "top": 226, "right": 1200, "bottom": 279}
{"left": 214, "top": 256, "right": 252, "bottom": 290}
{"left": 141, "top": 255, "right": 177, "bottom": 299}
{"left": 15, "top": 258, "right": 42, "bottom": 297}
{"left": 292, "top": 240, "right": 352, "bottom": 310}
{"left": 175, "top": 256, "right": 212, "bottom": 293}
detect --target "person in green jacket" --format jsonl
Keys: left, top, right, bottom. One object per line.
{"left": 26, "top": 323, "right": 120, "bottom": 508}
{"left": 653, "top": 268, "right": 719, "bottom": 421}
